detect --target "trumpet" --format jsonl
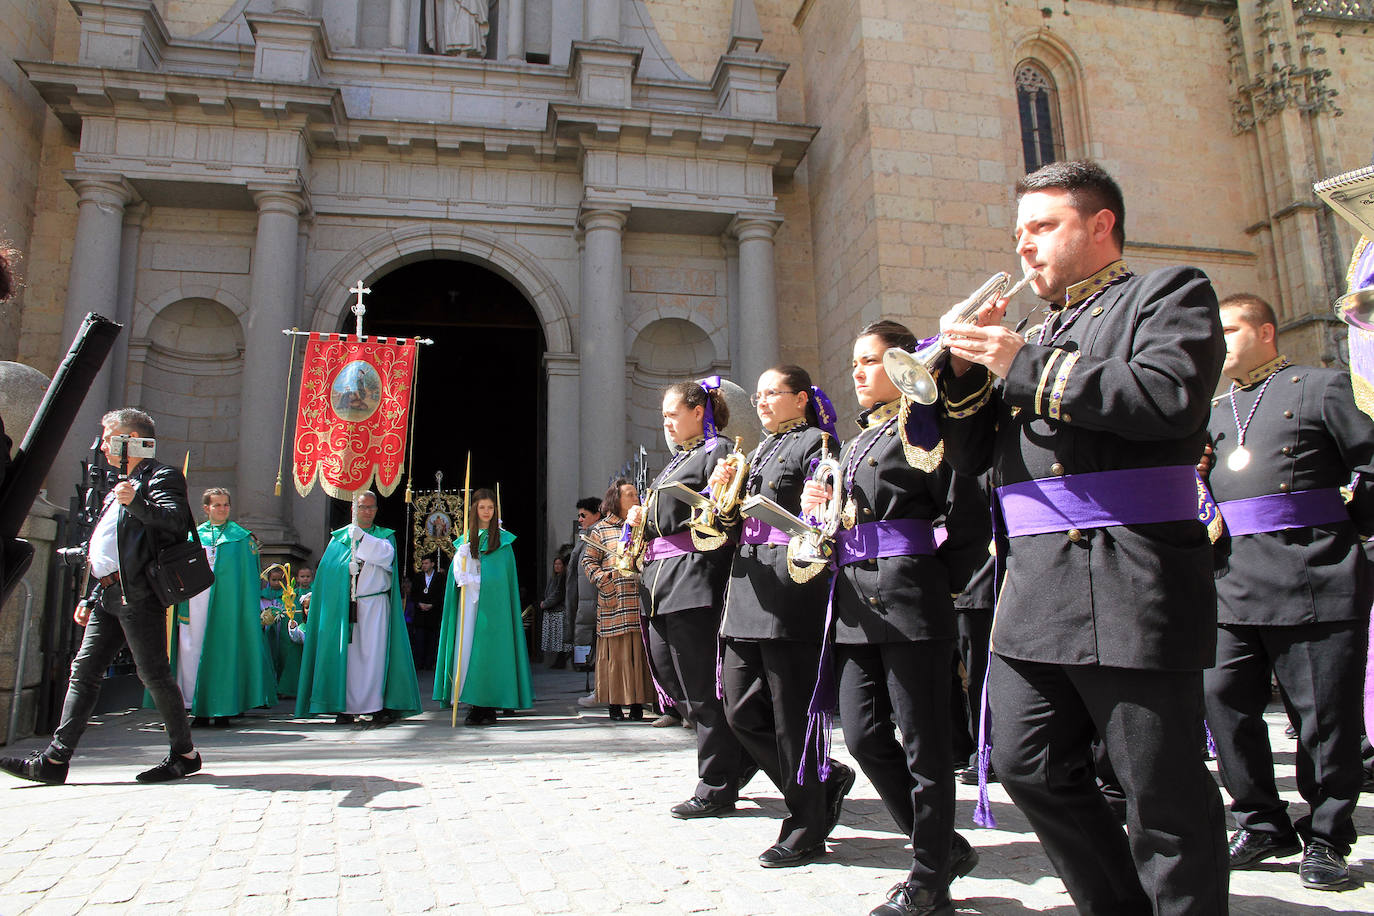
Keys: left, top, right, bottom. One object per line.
{"left": 884, "top": 268, "right": 1040, "bottom": 405}
{"left": 662, "top": 437, "right": 749, "bottom": 551}
{"left": 615, "top": 513, "right": 647, "bottom": 576}
{"left": 739, "top": 434, "right": 842, "bottom": 584}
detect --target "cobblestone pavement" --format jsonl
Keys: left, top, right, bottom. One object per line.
{"left": 0, "top": 666, "right": 1370, "bottom": 915}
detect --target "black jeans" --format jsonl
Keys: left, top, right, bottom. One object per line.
{"left": 46, "top": 584, "right": 194, "bottom": 763}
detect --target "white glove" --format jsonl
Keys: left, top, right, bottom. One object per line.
{"left": 348, "top": 524, "right": 363, "bottom": 541}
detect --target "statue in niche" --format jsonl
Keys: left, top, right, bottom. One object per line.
{"left": 424, "top": 0, "right": 489, "bottom": 58}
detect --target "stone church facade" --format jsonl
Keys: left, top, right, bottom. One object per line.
{"left": 2, "top": 0, "right": 1372, "bottom": 564}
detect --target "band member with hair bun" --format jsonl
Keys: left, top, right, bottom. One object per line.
{"left": 626, "top": 378, "right": 755, "bottom": 818}
{"left": 711, "top": 364, "right": 856, "bottom": 867}
{"left": 801, "top": 323, "right": 982, "bottom": 916}
{"left": 436, "top": 487, "right": 533, "bottom": 725}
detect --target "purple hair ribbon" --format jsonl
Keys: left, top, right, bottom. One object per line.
{"left": 697, "top": 375, "right": 723, "bottom": 449}
{"left": 810, "top": 385, "right": 838, "bottom": 440}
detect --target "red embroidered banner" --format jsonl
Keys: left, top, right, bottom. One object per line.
{"left": 293, "top": 333, "right": 417, "bottom": 499}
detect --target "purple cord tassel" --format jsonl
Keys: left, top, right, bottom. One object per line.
{"left": 714, "top": 634, "right": 725, "bottom": 701}
{"left": 797, "top": 570, "right": 840, "bottom": 785}
{"left": 639, "top": 614, "right": 676, "bottom": 710}
{"left": 799, "top": 710, "right": 834, "bottom": 784}
{"left": 972, "top": 657, "right": 997, "bottom": 828}
{"left": 1204, "top": 718, "right": 1217, "bottom": 759}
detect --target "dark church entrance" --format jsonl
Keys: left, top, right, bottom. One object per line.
{"left": 327, "top": 257, "right": 546, "bottom": 597}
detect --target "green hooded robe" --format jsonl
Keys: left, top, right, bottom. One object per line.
{"left": 261, "top": 583, "right": 303, "bottom": 698}
{"left": 434, "top": 527, "right": 533, "bottom": 709}
{"left": 158, "top": 521, "right": 277, "bottom": 717}
{"left": 294, "top": 525, "right": 422, "bottom": 718}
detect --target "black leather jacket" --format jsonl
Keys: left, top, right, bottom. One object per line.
{"left": 88, "top": 458, "right": 194, "bottom": 605}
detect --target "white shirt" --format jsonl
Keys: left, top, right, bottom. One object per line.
{"left": 88, "top": 499, "right": 121, "bottom": 578}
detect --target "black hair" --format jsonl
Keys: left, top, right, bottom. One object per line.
{"left": 1015, "top": 159, "right": 1126, "bottom": 249}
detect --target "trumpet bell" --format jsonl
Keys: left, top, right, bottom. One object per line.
{"left": 884, "top": 346, "right": 940, "bottom": 405}
{"left": 1336, "top": 288, "right": 1374, "bottom": 331}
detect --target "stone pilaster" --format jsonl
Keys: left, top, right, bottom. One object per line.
{"left": 246, "top": 10, "right": 327, "bottom": 83}
{"left": 570, "top": 42, "right": 640, "bottom": 108}
{"left": 48, "top": 174, "right": 134, "bottom": 508}
{"left": 730, "top": 214, "right": 782, "bottom": 393}
{"left": 111, "top": 201, "right": 148, "bottom": 406}
{"left": 387, "top": 0, "right": 409, "bottom": 50}
{"left": 505, "top": 0, "right": 526, "bottom": 60}
{"left": 584, "top": 0, "right": 621, "bottom": 42}
{"left": 578, "top": 203, "right": 629, "bottom": 493}
{"left": 237, "top": 187, "right": 305, "bottom": 551}
{"left": 544, "top": 352, "right": 581, "bottom": 548}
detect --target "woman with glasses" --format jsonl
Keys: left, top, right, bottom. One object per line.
{"left": 801, "top": 321, "right": 982, "bottom": 916}
{"left": 711, "top": 365, "right": 856, "bottom": 868}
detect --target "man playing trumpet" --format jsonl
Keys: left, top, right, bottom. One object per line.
{"left": 939, "top": 160, "right": 1229, "bottom": 915}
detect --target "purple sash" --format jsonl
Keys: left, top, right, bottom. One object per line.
{"left": 739, "top": 517, "right": 791, "bottom": 547}
{"left": 997, "top": 465, "right": 1201, "bottom": 536}
{"left": 1218, "top": 488, "right": 1348, "bottom": 536}
{"left": 835, "top": 520, "right": 937, "bottom": 566}
{"left": 642, "top": 531, "right": 697, "bottom": 563}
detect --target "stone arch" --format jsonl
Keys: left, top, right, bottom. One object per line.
{"left": 136, "top": 297, "right": 246, "bottom": 501}
{"left": 1010, "top": 29, "right": 1092, "bottom": 162}
{"left": 625, "top": 308, "right": 727, "bottom": 365}
{"left": 309, "top": 224, "right": 574, "bottom": 352}
{"left": 132, "top": 283, "right": 250, "bottom": 342}
{"left": 627, "top": 315, "right": 726, "bottom": 469}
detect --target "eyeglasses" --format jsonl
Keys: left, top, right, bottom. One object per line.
{"left": 750, "top": 389, "right": 797, "bottom": 406}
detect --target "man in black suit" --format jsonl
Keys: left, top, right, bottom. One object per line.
{"left": 941, "top": 160, "right": 1229, "bottom": 914}
{"left": 1, "top": 408, "right": 201, "bottom": 785}
{"left": 408, "top": 554, "right": 445, "bottom": 670}
{"left": 1204, "top": 292, "right": 1374, "bottom": 890}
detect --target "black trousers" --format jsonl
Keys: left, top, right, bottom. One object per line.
{"left": 722, "top": 638, "right": 835, "bottom": 849}
{"left": 48, "top": 584, "right": 194, "bottom": 763}
{"left": 837, "top": 639, "right": 955, "bottom": 890}
{"left": 957, "top": 609, "right": 993, "bottom": 766}
{"left": 990, "top": 654, "right": 1228, "bottom": 916}
{"left": 648, "top": 607, "right": 751, "bottom": 804}
{"left": 1203, "top": 619, "right": 1365, "bottom": 854}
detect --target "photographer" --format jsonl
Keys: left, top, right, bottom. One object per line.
{"left": 1, "top": 408, "right": 201, "bottom": 785}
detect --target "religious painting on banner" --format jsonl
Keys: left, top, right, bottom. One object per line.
{"left": 293, "top": 333, "right": 418, "bottom": 499}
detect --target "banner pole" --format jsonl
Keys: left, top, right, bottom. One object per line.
{"left": 274, "top": 329, "right": 300, "bottom": 497}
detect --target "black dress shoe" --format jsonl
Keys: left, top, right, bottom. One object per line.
{"left": 0, "top": 751, "right": 68, "bottom": 785}
{"left": 868, "top": 883, "right": 954, "bottom": 916}
{"left": 1299, "top": 842, "right": 1350, "bottom": 890}
{"left": 136, "top": 752, "right": 202, "bottom": 784}
{"left": 670, "top": 796, "right": 736, "bottom": 819}
{"left": 758, "top": 842, "right": 823, "bottom": 868}
{"left": 823, "top": 762, "right": 856, "bottom": 838}
{"left": 334, "top": 714, "right": 355, "bottom": 725}
{"left": 1227, "top": 827, "right": 1300, "bottom": 869}
{"left": 949, "top": 832, "right": 979, "bottom": 882}
{"left": 191, "top": 716, "right": 211, "bottom": 728}
{"left": 957, "top": 764, "right": 996, "bottom": 785}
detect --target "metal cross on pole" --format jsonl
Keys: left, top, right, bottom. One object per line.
{"left": 349, "top": 279, "right": 370, "bottom": 338}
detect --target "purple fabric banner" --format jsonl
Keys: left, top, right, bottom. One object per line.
{"left": 835, "top": 519, "right": 937, "bottom": 565}
{"left": 997, "top": 465, "right": 1201, "bottom": 536}
{"left": 739, "top": 517, "right": 791, "bottom": 547}
{"left": 1218, "top": 488, "right": 1348, "bottom": 536}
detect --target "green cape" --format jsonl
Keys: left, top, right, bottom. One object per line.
{"left": 294, "top": 525, "right": 422, "bottom": 718}
{"left": 434, "top": 528, "right": 533, "bottom": 709}
{"left": 156, "top": 521, "right": 277, "bottom": 717}
{"left": 261, "top": 584, "right": 303, "bottom": 698}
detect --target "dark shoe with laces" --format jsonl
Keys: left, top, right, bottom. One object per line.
{"left": 1227, "top": 828, "right": 1300, "bottom": 869}
{"left": 758, "top": 841, "right": 823, "bottom": 868}
{"left": 1300, "top": 842, "right": 1350, "bottom": 890}
{"left": 868, "top": 883, "right": 954, "bottom": 916}
{"left": 949, "top": 832, "right": 979, "bottom": 882}
{"left": 0, "top": 751, "right": 68, "bottom": 785}
{"left": 136, "top": 752, "right": 202, "bottom": 784}
{"left": 670, "top": 796, "right": 736, "bottom": 819}
{"left": 823, "top": 762, "right": 856, "bottom": 838}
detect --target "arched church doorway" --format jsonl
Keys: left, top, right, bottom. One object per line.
{"left": 326, "top": 258, "right": 546, "bottom": 595}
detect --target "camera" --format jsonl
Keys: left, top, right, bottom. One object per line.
{"left": 57, "top": 546, "right": 88, "bottom": 569}
{"left": 108, "top": 435, "right": 156, "bottom": 461}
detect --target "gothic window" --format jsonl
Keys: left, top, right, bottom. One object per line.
{"left": 1016, "top": 62, "right": 1065, "bottom": 173}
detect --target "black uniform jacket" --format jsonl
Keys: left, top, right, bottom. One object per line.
{"left": 1209, "top": 362, "right": 1374, "bottom": 626}
{"left": 94, "top": 458, "right": 196, "bottom": 605}
{"left": 952, "top": 473, "right": 996, "bottom": 613}
{"left": 720, "top": 421, "right": 835, "bottom": 641}
{"left": 940, "top": 264, "right": 1225, "bottom": 671}
{"left": 640, "top": 436, "right": 733, "bottom": 616}
{"left": 833, "top": 401, "right": 985, "bottom": 646}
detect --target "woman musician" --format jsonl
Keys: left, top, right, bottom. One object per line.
{"left": 801, "top": 321, "right": 983, "bottom": 916}
{"left": 626, "top": 378, "right": 755, "bottom": 819}
{"left": 709, "top": 364, "right": 856, "bottom": 868}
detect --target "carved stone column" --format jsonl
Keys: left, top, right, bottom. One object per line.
{"left": 730, "top": 214, "right": 781, "bottom": 393}
{"left": 111, "top": 202, "right": 148, "bottom": 406}
{"left": 388, "top": 0, "right": 408, "bottom": 49}
{"left": 237, "top": 187, "right": 305, "bottom": 549}
{"left": 584, "top": 0, "right": 620, "bottom": 42}
{"left": 505, "top": 0, "right": 525, "bottom": 60}
{"left": 49, "top": 174, "right": 133, "bottom": 506}
{"left": 578, "top": 204, "right": 629, "bottom": 493}
{"left": 544, "top": 352, "right": 581, "bottom": 546}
